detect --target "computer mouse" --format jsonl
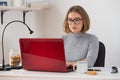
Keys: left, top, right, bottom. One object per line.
{"left": 111, "top": 66, "right": 118, "bottom": 73}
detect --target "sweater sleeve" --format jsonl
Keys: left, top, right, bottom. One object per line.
{"left": 87, "top": 35, "right": 99, "bottom": 68}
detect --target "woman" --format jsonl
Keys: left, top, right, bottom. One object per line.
{"left": 63, "top": 5, "right": 99, "bottom": 68}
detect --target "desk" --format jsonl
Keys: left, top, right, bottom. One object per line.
{"left": 0, "top": 67, "right": 120, "bottom": 80}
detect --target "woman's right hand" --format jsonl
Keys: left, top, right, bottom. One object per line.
{"left": 66, "top": 61, "right": 76, "bottom": 69}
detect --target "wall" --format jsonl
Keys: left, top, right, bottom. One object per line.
{"left": 0, "top": 0, "right": 120, "bottom": 67}
{"left": 0, "top": 0, "right": 47, "bottom": 64}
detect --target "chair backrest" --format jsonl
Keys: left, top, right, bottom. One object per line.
{"left": 94, "top": 41, "right": 105, "bottom": 67}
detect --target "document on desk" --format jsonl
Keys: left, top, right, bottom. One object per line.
{"left": 88, "top": 67, "right": 103, "bottom": 71}
{"left": 88, "top": 69, "right": 101, "bottom": 71}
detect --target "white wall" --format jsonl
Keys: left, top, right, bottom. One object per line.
{"left": 0, "top": 0, "right": 47, "bottom": 64}
{"left": 0, "top": 11, "right": 46, "bottom": 64}
{"left": 0, "top": 0, "right": 120, "bottom": 67}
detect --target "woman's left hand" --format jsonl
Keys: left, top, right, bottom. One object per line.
{"left": 66, "top": 61, "right": 76, "bottom": 67}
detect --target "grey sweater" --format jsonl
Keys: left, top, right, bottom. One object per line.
{"left": 63, "top": 33, "right": 99, "bottom": 67}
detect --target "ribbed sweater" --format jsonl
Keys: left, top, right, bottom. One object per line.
{"left": 63, "top": 33, "right": 99, "bottom": 67}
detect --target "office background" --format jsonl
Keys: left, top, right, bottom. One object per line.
{"left": 0, "top": 0, "right": 120, "bottom": 67}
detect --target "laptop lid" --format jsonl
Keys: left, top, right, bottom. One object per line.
{"left": 19, "top": 38, "right": 67, "bottom": 72}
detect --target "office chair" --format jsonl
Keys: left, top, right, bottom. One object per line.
{"left": 94, "top": 41, "right": 105, "bottom": 67}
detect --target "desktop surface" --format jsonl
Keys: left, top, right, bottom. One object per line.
{"left": 0, "top": 67, "right": 120, "bottom": 80}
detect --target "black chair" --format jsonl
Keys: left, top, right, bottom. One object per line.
{"left": 94, "top": 41, "right": 106, "bottom": 67}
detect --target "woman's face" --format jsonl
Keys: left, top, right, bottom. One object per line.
{"left": 67, "top": 12, "right": 83, "bottom": 33}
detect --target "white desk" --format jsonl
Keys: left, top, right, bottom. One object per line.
{"left": 0, "top": 67, "right": 120, "bottom": 80}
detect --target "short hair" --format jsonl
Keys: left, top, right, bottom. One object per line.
{"left": 63, "top": 5, "right": 90, "bottom": 34}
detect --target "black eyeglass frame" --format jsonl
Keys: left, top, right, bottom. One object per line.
{"left": 67, "top": 18, "right": 83, "bottom": 25}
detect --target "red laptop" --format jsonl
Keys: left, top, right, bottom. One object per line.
{"left": 19, "top": 38, "right": 73, "bottom": 72}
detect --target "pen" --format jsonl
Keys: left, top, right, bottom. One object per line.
{"left": 88, "top": 69, "right": 101, "bottom": 71}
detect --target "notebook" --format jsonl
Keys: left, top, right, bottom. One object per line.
{"left": 19, "top": 38, "right": 73, "bottom": 72}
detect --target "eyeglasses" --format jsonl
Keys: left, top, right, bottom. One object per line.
{"left": 67, "top": 18, "right": 83, "bottom": 25}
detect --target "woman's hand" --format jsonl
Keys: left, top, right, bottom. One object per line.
{"left": 66, "top": 61, "right": 76, "bottom": 67}
{"left": 66, "top": 59, "right": 87, "bottom": 69}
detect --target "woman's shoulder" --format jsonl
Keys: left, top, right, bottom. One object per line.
{"left": 62, "top": 34, "right": 67, "bottom": 38}
{"left": 62, "top": 33, "right": 98, "bottom": 40}
{"left": 85, "top": 33, "right": 99, "bottom": 42}
{"left": 85, "top": 33, "right": 98, "bottom": 37}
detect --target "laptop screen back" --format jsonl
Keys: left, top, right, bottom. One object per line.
{"left": 19, "top": 38, "right": 67, "bottom": 72}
